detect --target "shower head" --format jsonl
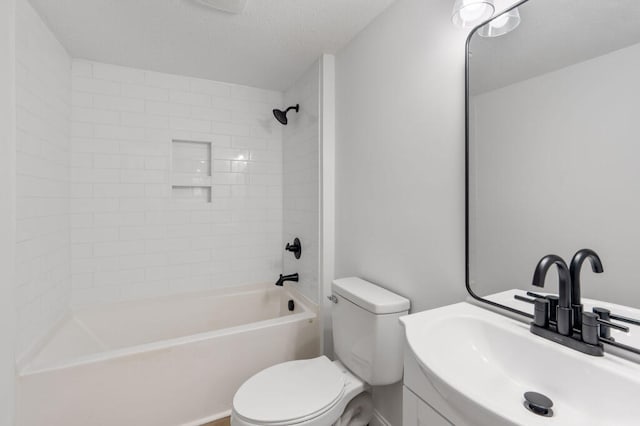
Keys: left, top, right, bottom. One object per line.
{"left": 272, "top": 104, "right": 299, "bottom": 125}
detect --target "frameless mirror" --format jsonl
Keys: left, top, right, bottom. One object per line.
{"left": 467, "top": 0, "right": 640, "bottom": 315}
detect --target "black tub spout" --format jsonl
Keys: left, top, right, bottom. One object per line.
{"left": 275, "top": 273, "right": 299, "bottom": 286}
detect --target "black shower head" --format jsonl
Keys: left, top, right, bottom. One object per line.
{"left": 272, "top": 104, "right": 299, "bottom": 125}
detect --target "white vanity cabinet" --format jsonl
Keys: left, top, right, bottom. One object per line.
{"left": 402, "top": 344, "right": 454, "bottom": 426}
{"left": 403, "top": 386, "right": 451, "bottom": 426}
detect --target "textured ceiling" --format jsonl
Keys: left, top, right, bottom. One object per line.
{"left": 469, "top": 0, "right": 640, "bottom": 94}
{"left": 28, "top": 0, "right": 395, "bottom": 91}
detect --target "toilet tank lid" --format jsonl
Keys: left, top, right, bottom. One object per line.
{"left": 332, "top": 277, "right": 410, "bottom": 314}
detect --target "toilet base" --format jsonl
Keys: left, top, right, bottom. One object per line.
{"left": 334, "top": 392, "right": 373, "bottom": 426}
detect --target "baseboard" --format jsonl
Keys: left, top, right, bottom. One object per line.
{"left": 181, "top": 409, "right": 231, "bottom": 426}
{"left": 370, "top": 409, "right": 393, "bottom": 426}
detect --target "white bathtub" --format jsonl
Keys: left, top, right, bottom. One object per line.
{"left": 16, "top": 284, "right": 319, "bottom": 426}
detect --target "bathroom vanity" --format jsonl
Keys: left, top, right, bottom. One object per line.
{"left": 401, "top": 0, "right": 640, "bottom": 424}
{"left": 400, "top": 302, "right": 640, "bottom": 425}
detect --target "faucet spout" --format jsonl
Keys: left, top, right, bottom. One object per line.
{"left": 570, "top": 248, "right": 603, "bottom": 306}
{"left": 569, "top": 249, "right": 603, "bottom": 330}
{"left": 532, "top": 254, "right": 573, "bottom": 335}
{"left": 275, "top": 273, "right": 299, "bottom": 286}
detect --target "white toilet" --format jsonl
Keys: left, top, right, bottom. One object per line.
{"left": 231, "top": 277, "right": 410, "bottom": 426}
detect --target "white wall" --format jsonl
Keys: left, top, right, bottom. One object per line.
{"left": 334, "top": 0, "right": 469, "bottom": 423}
{"left": 14, "top": 0, "right": 71, "bottom": 360}
{"left": 471, "top": 41, "right": 640, "bottom": 306}
{"left": 69, "top": 60, "right": 284, "bottom": 305}
{"left": 0, "top": 0, "right": 16, "bottom": 423}
{"left": 282, "top": 61, "right": 320, "bottom": 303}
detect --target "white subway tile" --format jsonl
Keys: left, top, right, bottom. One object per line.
{"left": 72, "top": 273, "right": 93, "bottom": 289}
{"left": 71, "top": 183, "right": 93, "bottom": 198}
{"left": 70, "top": 152, "right": 93, "bottom": 168}
{"left": 93, "top": 212, "right": 145, "bottom": 227}
{"left": 169, "top": 117, "right": 211, "bottom": 132}
{"left": 145, "top": 184, "right": 170, "bottom": 197}
{"left": 94, "top": 94, "right": 145, "bottom": 112}
{"left": 191, "top": 106, "right": 232, "bottom": 122}
{"left": 93, "top": 240, "right": 146, "bottom": 257}
{"left": 94, "top": 269, "right": 145, "bottom": 286}
{"left": 121, "top": 112, "right": 169, "bottom": 129}
{"left": 121, "top": 83, "right": 169, "bottom": 101}
{"left": 71, "top": 227, "right": 118, "bottom": 243}
{"left": 213, "top": 172, "right": 247, "bottom": 185}
{"left": 144, "top": 157, "right": 168, "bottom": 170}
{"left": 190, "top": 78, "right": 231, "bottom": 97}
{"left": 94, "top": 183, "right": 145, "bottom": 198}
{"left": 94, "top": 124, "right": 146, "bottom": 141}
{"left": 213, "top": 148, "right": 249, "bottom": 161}
{"left": 69, "top": 60, "right": 286, "bottom": 306}
{"left": 144, "top": 71, "right": 190, "bottom": 90}
{"left": 93, "top": 153, "right": 121, "bottom": 169}
{"left": 72, "top": 60, "right": 93, "bottom": 77}
{"left": 120, "top": 169, "right": 168, "bottom": 184}
{"left": 71, "top": 214, "right": 93, "bottom": 228}
{"left": 72, "top": 123, "right": 94, "bottom": 138}
{"left": 92, "top": 62, "right": 145, "bottom": 84}
{"left": 72, "top": 107, "right": 120, "bottom": 125}
{"left": 72, "top": 92, "right": 93, "bottom": 107}
{"left": 74, "top": 77, "right": 121, "bottom": 96}
{"left": 170, "top": 90, "right": 211, "bottom": 107}
{"left": 232, "top": 136, "right": 269, "bottom": 150}
{"left": 146, "top": 101, "right": 191, "bottom": 117}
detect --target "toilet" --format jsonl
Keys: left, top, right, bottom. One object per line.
{"left": 231, "top": 277, "right": 410, "bottom": 426}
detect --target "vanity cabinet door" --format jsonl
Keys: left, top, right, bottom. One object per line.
{"left": 403, "top": 386, "right": 452, "bottom": 426}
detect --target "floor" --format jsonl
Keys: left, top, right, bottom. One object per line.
{"left": 202, "top": 417, "right": 230, "bottom": 426}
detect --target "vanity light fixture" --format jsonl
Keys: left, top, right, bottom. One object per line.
{"left": 451, "top": 0, "right": 495, "bottom": 29}
{"left": 478, "top": 8, "right": 521, "bottom": 37}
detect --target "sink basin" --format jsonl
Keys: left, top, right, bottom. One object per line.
{"left": 400, "top": 302, "right": 640, "bottom": 425}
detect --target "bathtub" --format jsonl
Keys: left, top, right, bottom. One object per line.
{"left": 16, "top": 284, "right": 319, "bottom": 426}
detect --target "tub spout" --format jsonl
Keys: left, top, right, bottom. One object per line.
{"left": 275, "top": 273, "right": 299, "bottom": 286}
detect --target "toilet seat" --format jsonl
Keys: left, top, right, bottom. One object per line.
{"left": 232, "top": 356, "right": 364, "bottom": 426}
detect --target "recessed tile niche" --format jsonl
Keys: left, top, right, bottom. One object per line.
{"left": 171, "top": 140, "right": 213, "bottom": 202}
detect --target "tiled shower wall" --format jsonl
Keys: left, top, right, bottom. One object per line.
{"left": 283, "top": 62, "right": 320, "bottom": 303}
{"left": 70, "top": 60, "right": 284, "bottom": 306}
{"left": 15, "top": 0, "right": 71, "bottom": 357}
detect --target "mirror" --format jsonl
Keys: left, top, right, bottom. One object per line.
{"left": 467, "top": 0, "right": 640, "bottom": 315}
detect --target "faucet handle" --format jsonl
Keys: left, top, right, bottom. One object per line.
{"left": 593, "top": 307, "right": 632, "bottom": 340}
{"left": 527, "top": 292, "right": 559, "bottom": 322}
{"left": 610, "top": 313, "right": 640, "bottom": 327}
{"left": 580, "top": 312, "right": 628, "bottom": 346}
{"left": 533, "top": 298, "right": 550, "bottom": 328}
{"left": 597, "top": 318, "right": 630, "bottom": 333}
{"left": 591, "top": 307, "right": 630, "bottom": 342}
{"left": 514, "top": 295, "right": 536, "bottom": 304}
{"left": 285, "top": 238, "right": 302, "bottom": 259}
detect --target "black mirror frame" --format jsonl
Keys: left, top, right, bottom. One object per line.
{"left": 464, "top": 0, "right": 533, "bottom": 319}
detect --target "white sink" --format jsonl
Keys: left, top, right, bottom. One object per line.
{"left": 400, "top": 302, "right": 640, "bottom": 425}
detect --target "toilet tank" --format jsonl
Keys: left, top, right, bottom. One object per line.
{"left": 331, "top": 277, "right": 410, "bottom": 386}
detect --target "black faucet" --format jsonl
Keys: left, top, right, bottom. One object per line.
{"left": 532, "top": 254, "right": 573, "bottom": 336}
{"left": 525, "top": 252, "right": 639, "bottom": 357}
{"left": 569, "top": 249, "right": 603, "bottom": 330}
{"left": 275, "top": 273, "right": 299, "bottom": 286}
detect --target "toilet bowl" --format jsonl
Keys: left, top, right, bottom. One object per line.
{"left": 231, "top": 356, "right": 371, "bottom": 426}
{"left": 231, "top": 277, "right": 410, "bottom": 426}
